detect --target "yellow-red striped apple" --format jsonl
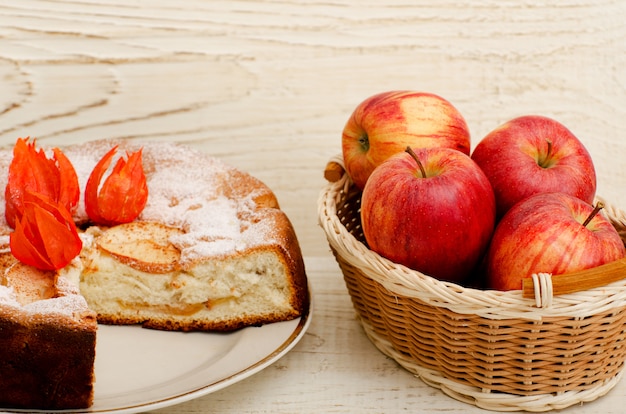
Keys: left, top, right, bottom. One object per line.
{"left": 342, "top": 91, "right": 470, "bottom": 189}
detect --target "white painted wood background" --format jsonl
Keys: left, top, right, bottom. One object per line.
{"left": 0, "top": 1, "right": 625, "bottom": 413}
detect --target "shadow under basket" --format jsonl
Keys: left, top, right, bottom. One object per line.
{"left": 318, "top": 158, "right": 626, "bottom": 412}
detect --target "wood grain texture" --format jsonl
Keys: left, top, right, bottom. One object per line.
{"left": 1, "top": 1, "right": 625, "bottom": 412}
{"left": 1, "top": 0, "right": 625, "bottom": 258}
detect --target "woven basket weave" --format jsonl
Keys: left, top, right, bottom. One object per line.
{"left": 318, "top": 156, "right": 626, "bottom": 412}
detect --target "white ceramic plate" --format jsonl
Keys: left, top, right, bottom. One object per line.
{"left": 2, "top": 296, "right": 311, "bottom": 414}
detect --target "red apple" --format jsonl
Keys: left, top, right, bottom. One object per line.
{"left": 342, "top": 91, "right": 471, "bottom": 190}
{"left": 361, "top": 146, "right": 496, "bottom": 283}
{"left": 471, "top": 115, "right": 596, "bottom": 218}
{"left": 486, "top": 192, "right": 625, "bottom": 291}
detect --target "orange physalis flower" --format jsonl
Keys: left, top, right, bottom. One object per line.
{"left": 85, "top": 146, "right": 148, "bottom": 227}
{"left": 5, "top": 137, "right": 79, "bottom": 229}
{"left": 10, "top": 192, "right": 83, "bottom": 271}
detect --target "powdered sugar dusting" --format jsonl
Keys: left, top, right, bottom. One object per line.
{"left": 0, "top": 138, "right": 284, "bottom": 307}
{"left": 168, "top": 196, "right": 242, "bottom": 258}
{"left": 0, "top": 276, "right": 90, "bottom": 319}
{"left": 23, "top": 290, "right": 90, "bottom": 316}
{"left": 0, "top": 139, "right": 285, "bottom": 320}
{"left": 0, "top": 285, "right": 17, "bottom": 306}
{"left": 59, "top": 139, "right": 281, "bottom": 264}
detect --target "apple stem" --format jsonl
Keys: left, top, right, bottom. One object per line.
{"left": 582, "top": 201, "right": 604, "bottom": 228}
{"left": 405, "top": 146, "right": 427, "bottom": 178}
{"left": 538, "top": 139, "right": 553, "bottom": 167}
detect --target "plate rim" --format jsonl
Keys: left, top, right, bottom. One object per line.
{"left": 1, "top": 286, "right": 312, "bottom": 414}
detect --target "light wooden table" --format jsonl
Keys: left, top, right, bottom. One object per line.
{"left": 1, "top": 1, "right": 625, "bottom": 412}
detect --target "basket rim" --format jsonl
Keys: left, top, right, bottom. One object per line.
{"left": 318, "top": 159, "right": 626, "bottom": 321}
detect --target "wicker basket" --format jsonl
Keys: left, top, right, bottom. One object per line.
{"left": 318, "top": 156, "right": 626, "bottom": 412}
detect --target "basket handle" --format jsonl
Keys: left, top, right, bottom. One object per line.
{"left": 522, "top": 257, "right": 626, "bottom": 306}
{"left": 324, "top": 158, "right": 345, "bottom": 183}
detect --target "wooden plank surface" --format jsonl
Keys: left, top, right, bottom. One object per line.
{"left": 1, "top": 1, "right": 625, "bottom": 412}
